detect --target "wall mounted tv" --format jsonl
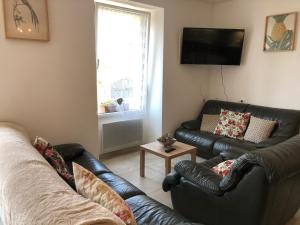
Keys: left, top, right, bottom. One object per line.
{"left": 181, "top": 28, "right": 245, "bottom": 65}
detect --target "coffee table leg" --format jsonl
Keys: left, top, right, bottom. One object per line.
{"left": 165, "top": 158, "right": 171, "bottom": 175}
{"left": 140, "top": 149, "right": 145, "bottom": 177}
{"left": 191, "top": 150, "right": 196, "bottom": 163}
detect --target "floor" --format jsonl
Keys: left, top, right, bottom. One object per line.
{"left": 102, "top": 150, "right": 300, "bottom": 225}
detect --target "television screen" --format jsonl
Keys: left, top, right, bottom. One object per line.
{"left": 181, "top": 28, "right": 245, "bottom": 65}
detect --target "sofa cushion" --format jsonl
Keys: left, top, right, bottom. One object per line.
{"left": 175, "top": 128, "right": 222, "bottom": 158}
{"left": 73, "top": 163, "right": 136, "bottom": 225}
{"left": 200, "top": 114, "right": 220, "bottom": 133}
{"left": 244, "top": 116, "right": 277, "bottom": 143}
{"left": 66, "top": 151, "right": 111, "bottom": 175}
{"left": 126, "top": 195, "right": 198, "bottom": 225}
{"left": 54, "top": 143, "right": 85, "bottom": 161}
{"left": 214, "top": 109, "right": 251, "bottom": 140}
{"left": 33, "top": 136, "right": 75, "bottom": 188}
{"left": 213, "top": 138, "right": 257, "bottom": 156}
{"left": 212, "top": 160, "right": 236, "bottom": 177}
{"left": 97, "top": 173, "right": 145, "bottom": 200}
{"left": 245, "top": 104, "right": 300, "bottom": 138}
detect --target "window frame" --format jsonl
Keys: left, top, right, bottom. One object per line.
{"left": 95, "top": 3, "right": 151, "bottom": 117}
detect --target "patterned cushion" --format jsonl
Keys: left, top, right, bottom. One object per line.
{"left": 73, "top": 163, "right": 136, "bottom": 225}
{"left": 214, "top": 109, "right": 251, "bottom": 140}
{"left": 200, "top": 114, "right": 220, "bottom": 133}
{"left": 244, "top": 116, "right": 277, "bottom": 143}
{"left": 212, "top": 160, "right": 236, "bottom": 177}
{"left": 33, "top": 137, "right": 75, "bottom": 188}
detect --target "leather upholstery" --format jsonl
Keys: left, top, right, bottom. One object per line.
{"left": 181, "top": 120, "right": 201, "bottom": 130}
{"left": 97, "top": 173, "right": 145, "bottom": 200}
{"left": 54, "top": 143, "right": 85, "bottom": 160}
{"left": 65, "top": 151, "right": 110, "bottom": 175}
{"left": 56, "top": 144, "right": 202, "bottom": 225}
{"left": 246, "top": 104, "right": 300, "bottom": 137}
{"left": 212, "top": 138, "right": 257, "bottom": 156}
{"left": 175, "top": 128, "right": 222, "bottom": 158}
{"left": 175, "top": 100, "right": 300, "bottom": 158}
{"left": 126, "top": 195, "right": 199, "bottom": 225}
{"left": 174, "top": 160, "right": 223, "bottom": 195}
{"left": 164, "top": 136, "right": 300, "bottom": 225}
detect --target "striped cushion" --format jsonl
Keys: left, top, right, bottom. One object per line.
{"left": 200, "top": 114, "right": 220, "bottom": 133}
{"left": 244, "top": 116, "right": 276, "bottom": 143}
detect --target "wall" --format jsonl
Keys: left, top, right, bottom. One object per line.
{"left": 132, "top": 0, "right": 212, "bottom": 134}
{"left": 0, "top": 0, "right": 100, "bottom": 157}
{"left": 208, "top": 0, "right": 300, "bottom": 110}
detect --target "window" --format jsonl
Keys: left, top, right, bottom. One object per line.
{"left": 96, "top": 3, "right": 150, "bottom": 114}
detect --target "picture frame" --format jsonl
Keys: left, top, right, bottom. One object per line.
{"left": 3, "top": 0, "right": 49, "bottom": 41}
{"left": 263, "top": 12, "right": 297, "bottom": 52}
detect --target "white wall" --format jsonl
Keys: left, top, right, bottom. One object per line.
{"left": 0, "top": 0, "right": 213, "bottom": 158}
{"left": 132, "top": 0, "right": 212, "bottom": 134}
{"left": 208, "top": 0, "right": 300, "bottom": 110}
{"left": 0, "top": 0, "right": 100, "bottom": 157}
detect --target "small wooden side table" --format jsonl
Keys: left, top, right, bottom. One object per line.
{"left": 140, "top": 141, "right": 197, "bottom": 177}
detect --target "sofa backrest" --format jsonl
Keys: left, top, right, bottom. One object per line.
{"left": 199, "top": 100, "right": 300, "bottom": 138}
{"left": 198, "top": 100, "right": 248, "bottom": 121}
{"left": 245, "top": 104, "right": 300, "bottom": 138}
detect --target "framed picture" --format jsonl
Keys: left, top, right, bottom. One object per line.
{"left": 3, "top": 0, "right": 49, "bottom": 41}
{"left": 263, "top": 12, "right": 297, "bottom": 52}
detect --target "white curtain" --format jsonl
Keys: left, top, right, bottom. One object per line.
{"left": 96, "top": 4, "right": 150, "bottom": 115}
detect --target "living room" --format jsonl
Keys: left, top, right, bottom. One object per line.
{"left": 0, "top": 0, "right": 299, "bottom": 225}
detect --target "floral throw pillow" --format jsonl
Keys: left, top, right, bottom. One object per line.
{"left": 73, "top": 163, "right": 137, "bottom": 225}
{"left": 33, "top": 136, "right": 74, "bottom": 187}
{"left": 212, "top": 160, "right": 236, "bottom": 177}
{"left": 214, "top": 109, "right": 251, "bottom": 140}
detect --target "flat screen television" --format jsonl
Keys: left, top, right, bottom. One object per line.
{"left": 181, "top": 28, "right": 245, "bottom": 65}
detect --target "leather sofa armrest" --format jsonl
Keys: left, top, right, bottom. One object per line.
{"left": 174, "top": 160, "right": 223, "bottom": 195}
{"left": 220, "top": 151, "right": 243, "bottom": 160}
{"left": 162, "top": 172, "right": 181, "bottom": 192}
{"left": 256, "top": 136, "right": 287, "bottom": 148}
{"left": 54, "top": 143, "right": 85, "bottom": 161}
{"left": 181, "top": 120, "right": 201, "bottom": 130}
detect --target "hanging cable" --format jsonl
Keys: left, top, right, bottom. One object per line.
{"left": 221, "top": 65, "right": 229, "bottom": 101}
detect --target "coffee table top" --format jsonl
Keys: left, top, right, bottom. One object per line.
{"left": 140, "top": 141, "right": 196, "bottom": 159}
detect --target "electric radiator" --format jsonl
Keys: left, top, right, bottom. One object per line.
{"left": 102, "top": 119, "right": 143, "bottom": 153}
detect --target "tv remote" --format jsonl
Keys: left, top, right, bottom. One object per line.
{"left": 165, "top": 147, "right": 176, "bottom": 153}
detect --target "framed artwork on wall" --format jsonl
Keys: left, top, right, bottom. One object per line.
{"left": 3, "top": 0, "right": 49, "bottom": 41}
{"left": 263, "top": 12, "right": 297, "bottom": 52}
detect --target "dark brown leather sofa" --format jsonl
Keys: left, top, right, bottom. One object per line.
{"left": 54, "top": 144, "right": 202, "bottom": 225}
{"left": 175, "top": 100, "right": 300, "bottom": 159}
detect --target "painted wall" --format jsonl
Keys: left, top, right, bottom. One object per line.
{"left": 208, "top": 0, "right": 300, "bottom": 110}
{"left": 0, "top": 0, "right": 100, "bottom": 156}
{"left": 132, "top": 0, "right": 212, "bottom": 134}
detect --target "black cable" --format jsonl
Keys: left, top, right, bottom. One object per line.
{"left": 221, "top": 65, "right": 229, "bottom": 101}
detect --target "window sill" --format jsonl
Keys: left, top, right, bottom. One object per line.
{"left": 98, "top": 110, "right": 145, "bottom": 120}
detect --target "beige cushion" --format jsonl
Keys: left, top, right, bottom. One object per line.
{"left": 200, "top": 114, "right": 220, "bottom": 133}
{"left": 73, "top": 163, "right": 136, "bottom": 225}
{"left": 244, "top": 116, "right": 276, "bottom": 143}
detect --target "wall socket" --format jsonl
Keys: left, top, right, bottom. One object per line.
{"left": 240, "top": 99, "right": 246, "bottom": 103}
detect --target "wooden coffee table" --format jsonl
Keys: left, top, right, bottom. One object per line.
{"left": 140, "top": 141, "right": 197, "bottom": 177}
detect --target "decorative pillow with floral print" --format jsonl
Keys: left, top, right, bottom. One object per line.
{"left": 73, "top": 163, "right": 137, "bottom": 225}
{"left": 213, "top": 109, "right": 251, "bottom": 140}
{"left": 212, "top": 160, "right": 236, "bottom": 177}
{"left": 33, "top": 136, "right": 74, "bottom": 187}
